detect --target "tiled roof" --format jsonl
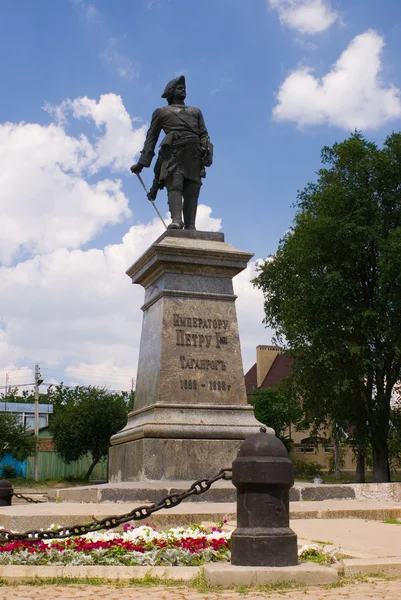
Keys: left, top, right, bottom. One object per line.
{"left": 244, "top": 362, "right": 257, "bottom": 396}
{"left": 244, "top": 354, "right": 293, "bottom": 398}
{"left": 260, "top": 354, "right": 292, "bottom": 388}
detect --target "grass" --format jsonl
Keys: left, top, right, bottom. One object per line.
{"left": 10, "top": 477, "right": 91, "bottom": 489}
{"left": 383, "top": 518, "right": 401, "bottom": 525}
{"left": 0, "top": 572, "right": 399, "bottom": 593}
{"left": 311, "top": 539, "right": 334, "bottom": 545}
{"left": 5, "top": 574, "right": 187, "bottom": 588}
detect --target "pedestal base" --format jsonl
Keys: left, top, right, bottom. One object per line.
{"left": 110, "top": 230, "right": 266, "bottom": 484}
{"left": 108, "top": 438, "right": 243, "bottom": 483}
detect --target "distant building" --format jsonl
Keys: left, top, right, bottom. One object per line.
{"left": 0, "top": 401, "right": 53, "bottom": 431}
{"left": 244, "top": 346, "right": 356, "bottom": 473}
{"left": 245, "top": 345, "right": 292, "bottom": 400}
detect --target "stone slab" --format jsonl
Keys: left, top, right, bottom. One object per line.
{"left": 53, "top": 481, "right": 401, "bottom": 504}
{"left": 204, "top": 562, "right": 338, "bottom": 586}
{"left": 300, "top": 485, "right": 355, "bottom": 501}
{"left": 53, "top": 479, "right": 237, "bottom": 503}
{"left": 0, "top": 565, "right": 200, "bottom": 583}
{"left": 154, "top": 229, "right": 225, "bottom": 243}
{"left": 342, "top": 557, "right": 401, "bottom": 576}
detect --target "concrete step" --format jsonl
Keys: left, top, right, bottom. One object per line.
{"left": 2, "top": 499, "right": 401, "bottom": 534}
{"left": 50, "top": 480, "right": 401, "bottom": 504}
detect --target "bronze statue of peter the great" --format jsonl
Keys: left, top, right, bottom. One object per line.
{"left": 131, "top": 75, "right": 213, "bottom": 230}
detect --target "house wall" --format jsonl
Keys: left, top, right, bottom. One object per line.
{"left": 290, "top": 427, "right": 356, "bottom": 471}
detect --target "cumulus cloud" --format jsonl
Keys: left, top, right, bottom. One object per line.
{"left": 268, "top": 0, "right": 339, "bottom": 34}
{"left": 0, "top": 206, "right": 268, "bottom": 391}
{"left": 0, "top": 95, "right": 272, "bottom": 392}
{"left": 0, "top": 94, "right": 145, "bottom": 265}
{"left": 273, "top": 30, "right": 401, "bottom": 130}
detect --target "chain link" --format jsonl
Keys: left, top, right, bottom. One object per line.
{"left": 0, "top": 468, "right": 232, "bottom": 543}
{"left": 12, "top": 493, "right": 45, "bottom": 504}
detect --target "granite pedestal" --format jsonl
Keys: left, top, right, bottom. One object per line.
{"left": 109, "top": 230, "right": 270, "bottom": 484}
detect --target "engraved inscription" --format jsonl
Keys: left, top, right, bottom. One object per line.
{"left": 176, "top": 330, "right": 213, "bottom": 348}
{"left": 174, "top": 314, "right": 228, "bottom": 330}
{"left": 180, "top": 379, "right": 198, "bottom": 390}
{"left": 180, "top": 356, "right": 226, "bottom": 371}
{"left": 173, "top": 313, "right": 232, "bottom": 393}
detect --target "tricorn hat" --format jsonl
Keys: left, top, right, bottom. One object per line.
{"left": 161, "top": 75, "right": 186, "bottom": 98}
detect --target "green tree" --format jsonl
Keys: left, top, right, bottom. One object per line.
{"left": 253, "top": 132, "right": 401, "bottom": 483}
{"left": 251, "top": 381, "right": 303, "bottom": 449}
{"left": 0, "top": 412, "right": 35, "bottom": 462}
{"left": 50, "top": 385, "right": 129, "bottom": 480}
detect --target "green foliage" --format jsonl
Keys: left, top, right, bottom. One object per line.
{"left": 0, "top": 412, "right": 35, "bottom": 462}
{"left": 50, "top": 385, "right": 129, "bottom": 479}
{"left": 293, "top": 459, "right": 323, "bottom": 480}
{"left": 253, "top": 132, "right": 401, "bottom": 483}
{"left": 383, "top": 519, "right": 401, "bottom": 525}
{"left": 298, "top": 547, "right": 335, "bottom": 565}
{"left": 1, "top": 464, "right": 17, "bottom": 479}
{"left": 251, "top": 381, "right": 303, "bottom": 443}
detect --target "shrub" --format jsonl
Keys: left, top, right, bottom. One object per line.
{"left": 293, "top": 459, "right": 323, "bottom": 480}
{"left": 1, "top": 464, "right": 17, "bottom": 479}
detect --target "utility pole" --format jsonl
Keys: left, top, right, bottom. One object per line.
{"left": 34, "top": 364, "right": 43, "bottom": 482}
{"left": 4, "top": 373, "right": 9, "bottom": 410}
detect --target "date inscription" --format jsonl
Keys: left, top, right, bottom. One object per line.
{"left": 174, "top": 314, "right": 232, "bottom": 393}
{"left": 180, "top": 379, "right": 231, "bottom": 392}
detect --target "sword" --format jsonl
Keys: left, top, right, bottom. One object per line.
{"left": 136, "top": 173, "right": 167, "bottom": 229}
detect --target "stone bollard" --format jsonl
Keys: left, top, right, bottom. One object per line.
{"left": 0, "top": 480, "right": 13, "bottom": 507}
{"left": 231, "top": 428, "right": 298, "bottom": 567}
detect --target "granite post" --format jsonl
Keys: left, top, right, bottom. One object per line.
{"left": 109, "top": 230, "right": 270, "bottom": 483}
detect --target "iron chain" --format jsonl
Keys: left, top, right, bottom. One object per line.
{"left": 0, "top": 468, "right": 232, "bottom": 543}
{"left": 12, "top": 493, "right": 44, "bottom": 504}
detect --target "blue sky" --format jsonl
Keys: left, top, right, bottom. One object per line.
{"left": 1, "top": 0, "right": 401, "bottom": 391}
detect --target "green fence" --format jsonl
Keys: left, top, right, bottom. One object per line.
{"left": 26, "top": 452, "right": 107, "bottom": 481}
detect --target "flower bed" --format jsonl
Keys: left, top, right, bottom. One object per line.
{"left": 0, "top": 524, "right": 231, "bottom": 567}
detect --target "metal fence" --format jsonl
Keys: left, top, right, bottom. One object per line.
{"left": 25, "top": 452, "right": 107, "bottom": 480}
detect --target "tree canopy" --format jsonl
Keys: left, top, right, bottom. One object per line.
{"left": 49, "top": 385, "right": 130, "bottom": 479}
{"left": 0, "top": 412, "right": 35, "bottom": 463}
{"left": 251, "top": 381, "right": 303, "bottom": 449}
{"left": 253, "top": 132, "right": 401, "bottom": 483}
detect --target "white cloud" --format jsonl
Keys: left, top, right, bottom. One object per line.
{"left": 0, "top": 94, "right": 145, "bottom": 265}
{"left": 101, "top": 38, "right": 136, "bottom": 82}
{"left": 268, "top": 0, "right": 339, "bottom": 34}
{"left": 0, "top": 205, "right": 270, "bottom": 392}
{"left": 234, "top": 261, "right": 274, "bottom": 367}
{"left": 71, "top": 1, "right": 135, "bottom": 81}
{"left": 0, "top": 95, "right": 272, "bottom": 392}
{"left": 273, "top": 30, "right": 401, "bottom": 130}
{"left": 71, "top": 0, "right": 100, "bottom": 24}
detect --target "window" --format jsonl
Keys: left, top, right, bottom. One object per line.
{"left": 24, "top": 414, "right": 48, "bottom": 431}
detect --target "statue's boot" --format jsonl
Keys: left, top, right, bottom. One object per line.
{"left": 183, "top": 188, "right": 199, "bottom": 230}
{"left": 167, "top": 193, "right": 184, "bottom": 229}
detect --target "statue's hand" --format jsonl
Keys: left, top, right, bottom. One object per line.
{"left": 130, "top": 163, "right": 143, "bottom": 174}
{"left": 147, "top": 189, "right": 157, "bottom": 202}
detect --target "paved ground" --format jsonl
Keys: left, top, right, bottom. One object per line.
{"left": 1, "top": 579, "right": 401, "bottom": 599}
{"left": 293, "top": 518, "right": 401, "bottom": 558}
